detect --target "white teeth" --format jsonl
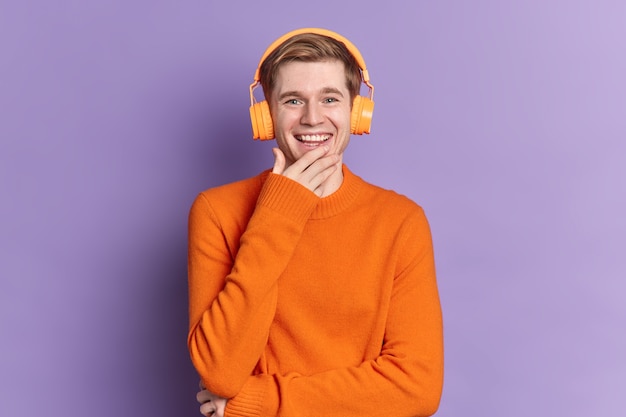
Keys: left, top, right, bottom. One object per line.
{"left": 297, "top": 134, "right": 329, "bottom": 142}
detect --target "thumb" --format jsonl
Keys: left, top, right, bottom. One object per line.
{"left": 272, "top": 148, "right": 286, "bottom": 174}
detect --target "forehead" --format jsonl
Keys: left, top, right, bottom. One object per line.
{"left": 273, "top": 60, "right": 348, "bottom": 94}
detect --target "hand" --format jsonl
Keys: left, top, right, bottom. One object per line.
{"left": 197, "top": 380, "right": 227, "bottom": 417}
{"left": 272, "top": 146, "right": 340, "bottom": 197}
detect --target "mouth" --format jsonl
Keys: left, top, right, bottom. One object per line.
{"left": 295, "top": 134, "right": 331, "bottom": 148}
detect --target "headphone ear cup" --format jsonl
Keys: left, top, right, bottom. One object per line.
{"left": 350, "top": 95, "right": 374, "bottom": 135}
{"left": 250, "top": 100, "right": 274, "bottom": 140}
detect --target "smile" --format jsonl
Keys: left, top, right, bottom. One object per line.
{"left": 295, "top": 134, "right": 330, "bottom": 144}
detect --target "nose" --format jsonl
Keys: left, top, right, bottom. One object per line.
{"left": 300, "top": 102, "right": 323, "bottom": 126}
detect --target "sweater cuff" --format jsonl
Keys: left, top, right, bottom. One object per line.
{"left": 257, "top": 173, "right": 319, "bottom": 224}
{"left": 225, "top": 375, "right": 277, "bottom": 417}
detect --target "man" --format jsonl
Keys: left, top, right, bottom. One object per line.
{"left": 187, "top": 28, "right": 443, "bottom": 417}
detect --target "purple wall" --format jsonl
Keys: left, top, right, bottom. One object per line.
{"left": 1, "top": 1, "right": 624, "bottom": 416}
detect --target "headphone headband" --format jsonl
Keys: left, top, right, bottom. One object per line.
{"left": 253, "top": 28, "right": 371, "bottom": 84}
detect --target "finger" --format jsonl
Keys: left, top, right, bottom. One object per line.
{"left": 198, "top": 379, "right": 205, "bottom": 390}
{"left": 288, "top": 145, "right": 330, "bottom": 173}
{"left": 309, "top": 160, "right": 341, "bottom": 195}
{"left": 282, "top": 157, "right": 339, "bottom": 195}
{"left": 196, "top": 389, "right": 212, "bottom": 404}
{"left": 199, "top": 401, "right": 216, "bottom": 416}
{"left": 292, "top": 153, "right": 339, "bottom": 186}
{"left": 272, "top": 148, "right": 286, "bottom": 174}
{"left": 282, "top": 147, "right": 335, "bottom": 183}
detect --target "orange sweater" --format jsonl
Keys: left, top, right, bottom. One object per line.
{"left": 187, "top": 165, "right": 443, "bottom": 417}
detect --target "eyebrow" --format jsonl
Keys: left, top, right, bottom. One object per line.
{"left": 277, "top": 87, "right": 345, "bottom": 101}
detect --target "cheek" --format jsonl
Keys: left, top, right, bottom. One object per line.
{"left": 333, "top": 103, "right": 352, "bottom": 123}
{"left": 273, "top": 109, "right": 300, "bottom": 133}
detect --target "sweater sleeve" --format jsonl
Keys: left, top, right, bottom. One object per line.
{"left": 187, "top": 174, "right": 319, "bottom": 398}
{"left": 224, "top": 207, "right": 444, "bottom": 417}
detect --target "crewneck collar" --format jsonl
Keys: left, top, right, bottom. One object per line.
{"left": 310, "top": 164, "right": 362, "bottom": 219}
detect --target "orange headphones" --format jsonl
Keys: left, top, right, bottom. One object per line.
{"left": 249, "top": 28, "right": 375, "bottom": 140}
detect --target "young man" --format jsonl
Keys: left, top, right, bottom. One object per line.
{"left": 187, "top": 28, "right": 443, "bottom": 417}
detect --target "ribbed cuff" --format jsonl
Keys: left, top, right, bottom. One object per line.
{"left": 257, "top": 173, "right": 319, "bottom": 224}
{"left": 225, "top": 375, "right": 276, "bottom": 417}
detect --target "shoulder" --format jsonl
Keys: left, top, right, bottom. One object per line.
{"left": 346, "top": 168, "right": 432, "bottom": 238}
{"left": 201, "top": 171, "right": 267, "bottom": 199}
{"left": 353, "top": 172, "right": 426, "bottom": 218}
{"left": 199, "top": 171, "right": 267, "bottom": 202}
{"left": 190, "top": 171, "right": 269, "bottom": 221}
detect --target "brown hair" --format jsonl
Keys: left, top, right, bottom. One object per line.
{"left": 259, "top": 33, "right": 362, "bottom": 103}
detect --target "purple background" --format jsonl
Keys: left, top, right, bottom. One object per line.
{"left": 2, "top": 1, "right": 625, "bottom": 416}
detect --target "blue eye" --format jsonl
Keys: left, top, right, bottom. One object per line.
{"left": 285, "top": 99, "right": 299, "bottom": 105}
{"left": 324, "top": 98, "right": 338, "bottom": 103}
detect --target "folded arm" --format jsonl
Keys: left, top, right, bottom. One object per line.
{"left": 222, "top": 210, "right": 444, "bottom": 417}
{"left": 187, "top": 174, "right": 319, "bottom": 397}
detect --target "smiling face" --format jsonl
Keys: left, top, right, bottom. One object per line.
{"left": 269, "top": 60, "right": 352, "bottom": 166}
